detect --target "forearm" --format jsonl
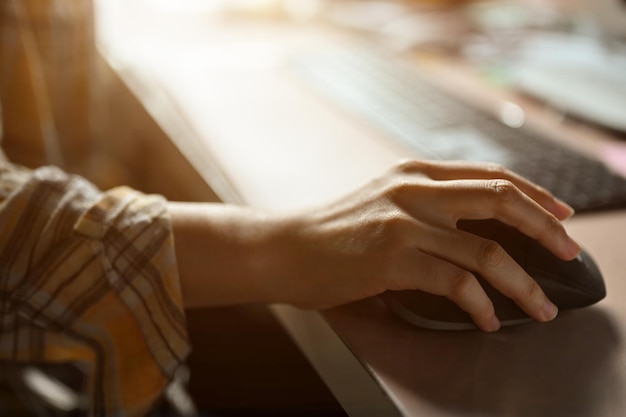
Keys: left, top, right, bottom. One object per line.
{"left": 168, "top": 202, "right": 294, "bottom": 308}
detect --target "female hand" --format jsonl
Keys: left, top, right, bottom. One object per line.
{"left": 171, "top": 159, "right": 580, "bottom": 332}
{"left": 263, "top": 160, "right": 580, "bottom": 332}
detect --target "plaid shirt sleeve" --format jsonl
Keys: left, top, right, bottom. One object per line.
{"left": 0, "top": 161, "right": 191, "bottom": 416}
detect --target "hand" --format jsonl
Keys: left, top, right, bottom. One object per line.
{"left": 171, "top": 159, "right": 579, "bottom": 332}
{"left": 267, "top": 160, "right": 579, "bottom": 332}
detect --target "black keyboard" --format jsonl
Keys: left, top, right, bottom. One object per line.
{"left": 289, "top": 47, "right": 626, "bottom": 213}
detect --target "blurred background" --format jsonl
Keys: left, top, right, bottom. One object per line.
{"left": 1, "top": 0, "right": 624, "bottom": 195}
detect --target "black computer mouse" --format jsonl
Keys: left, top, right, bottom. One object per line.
{"left": 379, "top": 219, "right": 606, "bottom": 330}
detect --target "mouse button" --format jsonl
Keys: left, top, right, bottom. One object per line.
{"left": 524, "top": 243, "right": 572, "bottom": 274}
{"left": 529, "top": 270, "right": 604, "bottom": 309}
{"left": 577, "top": 250, "right": 607, "bottom": 297}
{"left": 525, "top": 245, "right": 606, "bottom": 300}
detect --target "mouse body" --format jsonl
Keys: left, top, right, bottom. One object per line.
{"left": 380, "top": 219, "right": 606, "bottom": 330}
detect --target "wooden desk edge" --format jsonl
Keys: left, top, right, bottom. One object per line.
{"left": 271, "top": 304, "right": 404, "bottom": 417}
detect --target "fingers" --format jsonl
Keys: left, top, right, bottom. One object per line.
{"left": 395, "top": 159, "right": 575, "bottom": 220}
{"left": 389, "top": 159, "right": 581, "bottom": 261}
{"left": 385, "top": 160, "right": 573, "bottom": 330}
{"left": 436, "top": 179, "right": 581, "bottom": 260}
{"left": 380, "top": 160, "right": 579, "bottom": 331}
{"left": 415, "top": 225, "right": 559, "bottom": 325}
{"left": 391, "top": 250, "right": 500, "bottom": 332}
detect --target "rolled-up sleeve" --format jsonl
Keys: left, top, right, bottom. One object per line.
{"left": 0, "top": 162, "right": 190, "bottom": 416}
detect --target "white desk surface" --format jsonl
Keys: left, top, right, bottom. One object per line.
{"left": 99, "top": 12, "right": 626, "bottom": 417}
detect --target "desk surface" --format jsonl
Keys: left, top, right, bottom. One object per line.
{"left": 99, "top": 8, "right": 626, "bottom": 417}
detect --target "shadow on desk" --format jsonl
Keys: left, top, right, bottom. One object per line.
{"left": 185, "top": 305, "right": 347, "bottom": 417}
{"left": 358, "top": 299, "right": 623, "bottom": 417}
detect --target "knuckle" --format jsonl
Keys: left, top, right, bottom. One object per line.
{"left": 488, "top": 179, "right": 517, "bottom": 201}
{"left": 394, "top": 159, "right": 427, "bottom": 174}
{"left": 382, "top": 178, "right": 415, "bottom": 202}
{"left": 532, "top": 215, "right": 562, "bottom": 248}
{"left": 475, "top": 240, "right": 507, "bottom": 270}
{"left": 545, "top": 215, "right": 562, "bottom": 237}
{"left": 516, "top": 279, "right": 544, "bottom": 303}
{"left": 448, "top": 271, "right": 479, "bottom": 301}
{"left": 380, "top": 212, "right": 412, "bottom": 236}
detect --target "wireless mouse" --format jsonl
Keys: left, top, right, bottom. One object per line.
{"left": 380, "top": 219, "right": 606, "bottom": 330}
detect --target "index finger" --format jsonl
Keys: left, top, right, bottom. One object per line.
{"left": 396, "top": 160, "right": 575, "bottom": 220}
{"left": 440, "top": 178, "right": 581, "bottom": 260}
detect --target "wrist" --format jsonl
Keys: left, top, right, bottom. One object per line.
{"left": 169, "top": 202, "right": 302, "bottom": 308}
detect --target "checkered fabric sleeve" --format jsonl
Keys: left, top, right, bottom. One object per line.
{"left": 0, "top": 161, "right": 190, "bottom": 417}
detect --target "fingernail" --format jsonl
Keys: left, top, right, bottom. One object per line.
{"left": 555, "top": 198, "right": 575, "bottom": 219}
{"left": 542, "top": 301, "right": 559, "bottom": 322}
{"left": 487, "top": 316, "right": 501, "bottom": 332}
{"left": 566, "top": 237, "right": 582, "bottom": 258}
